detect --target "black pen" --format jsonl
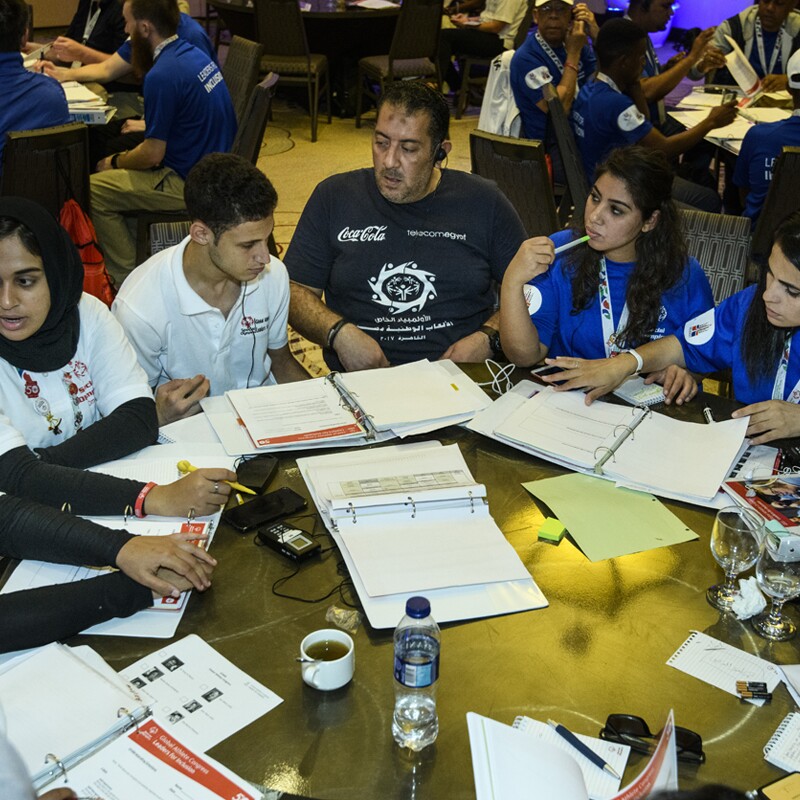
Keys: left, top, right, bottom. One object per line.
{"left": 548, "top": 719, "right": 621, "bottom": 779}
{"left": 703, "top": 406, "right": 715, "bottom": 424}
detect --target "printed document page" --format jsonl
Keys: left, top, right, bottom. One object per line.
{"left": 66, "top": 718, "right": 262, "bottom": 800}
{"left": 120, "top": 635, "right": 282, "bottom": 751}
{"left": 226, "top": 380, "right": 363, "bottom": 446}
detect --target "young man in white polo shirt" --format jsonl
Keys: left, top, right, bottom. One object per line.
{"left": 112, "top": 153, "right": 308, "bottom": 425}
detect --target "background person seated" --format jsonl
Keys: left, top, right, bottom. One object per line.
{"left": 734, "top": 48, "right": 800, "bottom": 226}
{"left": 89, "top": 0, "right": 236, "bottom": 284}
{"left": 113, "top": 154, "right": 308, "bottom": 425}
{"left": 0, "top": 0, "right": 69, "bottom": 176}
{"left": 438, "top": 0, "right": 529, "bottom": 91}
{"left": 694, "top": 0, "right": 800, "bottom": 92}
{"left": 571, "top": 18, "right": 736, "bottom": 212}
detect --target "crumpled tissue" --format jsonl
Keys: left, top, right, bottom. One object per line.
{"left": 730, "top": 576, "right": 767, "bottom": 620}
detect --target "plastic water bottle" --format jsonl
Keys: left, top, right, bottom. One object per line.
{"left": 392, "top": 596, "right": 440, "bottom": 751}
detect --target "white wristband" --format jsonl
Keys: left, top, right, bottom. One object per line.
{"left": 624, "top": 349, "right": 643, "bottom": 374}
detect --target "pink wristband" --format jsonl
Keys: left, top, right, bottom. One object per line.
{"left": 135, "top": 481, "right": 157, "bottom": 518}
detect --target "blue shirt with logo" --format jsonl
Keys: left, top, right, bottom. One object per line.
{"left": 733, "top": 115, "right": 800, "bottom": 226}
{"left": 571, "top": 77, "right": 652, "bottom": 182}
{"left": 144, "top": 39, "right": 236, "bottom": 179}
{"left": 681, "top": 285, "right": 800, "bottom": 404}
{"left": 527, "top": 229, "right": 714, "bottom": 358}
{"left": 510, "top": 32, "right": 595, "bottom": 141}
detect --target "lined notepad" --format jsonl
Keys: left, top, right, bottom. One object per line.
{"left": 765, "top": 712, "right": 800, "bottom": 772}
{"left": 667, "top": 631, "right": 781, "bottom": 705}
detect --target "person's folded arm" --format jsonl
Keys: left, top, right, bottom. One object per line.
{"left": 96, "top": 138, "right": 166, "bottom": 173}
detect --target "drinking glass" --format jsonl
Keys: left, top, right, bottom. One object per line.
{"left": 751, "top": 534, "right": 800, "bottom": 641}
{"left": 707, "top": 506, "right": 763, "bottom": 611}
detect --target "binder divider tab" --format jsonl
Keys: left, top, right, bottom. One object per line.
{"left": 593, "top": 405, "right": 651, "bottom": 475}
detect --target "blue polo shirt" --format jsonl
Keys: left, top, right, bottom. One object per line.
{"left": 510, "top": 31, "right": 595, "bottom": 141}
{"left": 571, "top": 76, "right": 652, "bottom": 181}
{"left": 0, "top": 53, "right": 70, "bottom": 174}
{"left": 733, "top": 114, "right": 800, "bottom": 226}
{"left": 680, "top": 285, "right": 800, "bottom": 404}
{"left": 526, "top": 229, "right": 714, "bottom": 358}
{"left": 143, "top": 38, "right": 236, "bottom": 179}
{"left": 117, "top": 14, "right": 217, "bottom": 65}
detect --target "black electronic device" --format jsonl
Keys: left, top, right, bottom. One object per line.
{"left": 235, "top": 455, "right": 279, "bottom": 494}
{"left": 257, "top": 522, "right": 321, "bottom": 562}
{"left": 223, "top": 487, "right": 307, "bottom": 533}
{"left": 531, "top": 364, "right": 568, "bottom": 385}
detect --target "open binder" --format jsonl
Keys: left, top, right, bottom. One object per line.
{"left": 297, "top": 441, "right": 547, "bottom": 628}
{"left": 472, "top": 386, "right": 748, "bottom": 506}
{"left": 205, "top": 359, "right": 491, "bottom": 456}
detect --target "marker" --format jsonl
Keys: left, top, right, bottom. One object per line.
{"left": 176, "top": 459, "right": 256, "bottom": 495}
{"left": 547, "top": 720, "right": 621, "bottom": 779}
{"left": 703, "top": 406, "right": 715, "bottom": 424}
{"left": 554, "top": 235, "right": 591, "bottom": 256}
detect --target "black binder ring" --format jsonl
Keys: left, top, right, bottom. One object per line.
{"left": 44, "top": 753, "right": 67, "bottom": 783}
{"left": 123, "top": 504, "right": 133, "bottom": 525}
{"left": 347, "top": 502, "right": 357, "bottom": 524}
{"left": 60, "top": 502, "right": 72, "bottom": 515}
{"left": 468, "top": 490, "right": 475, "bottom": 514}
{"left": 407, "top": 496, "right": 417, "bottom": 519}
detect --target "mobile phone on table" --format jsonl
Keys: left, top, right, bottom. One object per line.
{"left": 531, "top": 364, "right": 567, "bottom": 385}
{"left": 223, "top": 487, "right": 307, "bottom": 533}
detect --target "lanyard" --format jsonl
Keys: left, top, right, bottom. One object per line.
{"left": 755, "top": 18, "right": 784, "bottom": 76}
{"left": 153, "top": 35, "right": 179, "bottom": 60}
{"left": 598, "top": 256, "right": 630, "bottom": 357}
{"left": 534, "top": 31, "right": 585, "bottom": 82}
{"left": 772, "top": 333, "right": 800, "bottom": 402}
{"left": 81, "top": 0, "right": 102, "bottom": 44}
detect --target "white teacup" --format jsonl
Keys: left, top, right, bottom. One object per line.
{"left": 300, "top": 629, "right": 354, "bottom": 691}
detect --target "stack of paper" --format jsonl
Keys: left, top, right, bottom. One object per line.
{"left": 62, "top": 80, "right": 116, "bottom": 124}
{"left": 297, "top": 441, "right": 547, "bottom": 628}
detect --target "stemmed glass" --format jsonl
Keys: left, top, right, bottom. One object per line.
{"left": 751, "top": 534, "right": 800, "bottom": 641}
{"left": 707, "top": 506, "right": 763, "bottom": 611}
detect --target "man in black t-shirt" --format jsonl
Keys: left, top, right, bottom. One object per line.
{"left": 284, "top": 81, "right": 527, "bottom": 371}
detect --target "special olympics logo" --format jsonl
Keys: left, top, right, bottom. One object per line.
{"left": 369, "top": 261, "right": 437, "bottom": 314}
{"left": 242, "top": 316, "right": 255, "bottom": 330}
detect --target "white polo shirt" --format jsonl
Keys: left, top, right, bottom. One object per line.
{"left": 112, "top": 237, "right": 291, "bottom": 395}
{"left": 0, "top": 294, "right": 153, "bottom": 456}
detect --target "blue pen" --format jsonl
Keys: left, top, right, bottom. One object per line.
{"left": 548, "top": 719, "right": 621, "bottom": 780}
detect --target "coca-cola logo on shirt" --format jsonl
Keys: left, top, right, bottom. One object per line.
{"left": 337, "top": 225, "right": 387, "bottom": 243}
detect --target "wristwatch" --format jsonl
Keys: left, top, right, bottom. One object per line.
{"left": 478, "top": 325, "right": 503, "bottom": 359}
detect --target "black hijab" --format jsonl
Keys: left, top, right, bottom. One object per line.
{"left": 0, "top": 198, "right": 84, "bottom": 372}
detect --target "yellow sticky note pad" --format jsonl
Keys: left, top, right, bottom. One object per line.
{"left": 538, "top": 517, "right": 565, "bottom": 543}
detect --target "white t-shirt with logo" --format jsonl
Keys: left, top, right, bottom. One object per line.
{"left": 0, "top": 294, "right": 153, "bottom": 457}
{"left": 112, "top": 237, "right": 290, "bottom": 395}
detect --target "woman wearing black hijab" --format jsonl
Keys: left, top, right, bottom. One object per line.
{"left": 0, "top": 198, "right": 234, "bottom": 517}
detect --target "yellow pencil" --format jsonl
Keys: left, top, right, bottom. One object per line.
{"left": 176, "top": 460, "right": 256, "bottom": 495}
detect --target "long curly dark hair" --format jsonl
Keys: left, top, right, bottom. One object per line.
{"left": 741, "top": 211, "right": 800, "bottom": 382}
{"left": 566, "top": 146, "right": 688, "bottom": 348}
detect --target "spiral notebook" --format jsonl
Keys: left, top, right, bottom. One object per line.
{"left": 765, "top": 712, "right": 800, "bottom": 772}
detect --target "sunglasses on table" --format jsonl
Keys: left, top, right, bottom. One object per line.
{"left": 599, "top": 714, "right": 705, "bottom": 764}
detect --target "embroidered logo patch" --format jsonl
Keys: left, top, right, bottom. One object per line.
{"left": 525, "top": 66, "right": 553, "bottom": 90}
{"left": 684, "top": 308, "right": 715, "bottom": 345}
{"left": 617, "top": 104, "right": 645, "bottom": 132}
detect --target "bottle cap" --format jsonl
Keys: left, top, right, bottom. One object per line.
{"left": 405, "top": 596, "right": 430, "bottom": 619}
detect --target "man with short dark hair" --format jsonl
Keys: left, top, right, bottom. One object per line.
{"left": 113, "top": 154, "right": 306, "bottom": 425}
{"left": 0, "top": 0, "right": 69, "bottom": 173}
{"left": 90, "top": 0, "right": 236, "bottom": 284}
{"left": 734, "top": 48, "right": 800, "bottom": 225}
{"left": 571, "top": 18, "right": 736, "bottom": 211}
{"left": 285, "top": 81, "right": 527, "bottom": 372}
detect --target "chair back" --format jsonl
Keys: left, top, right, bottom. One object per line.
{"left": 1, "top": 123, "right": 90, "bottom": 217}
{"left": 232, "top": 72, "right": 279, "bottom": 164}
{"left": 221, "top": 36, "right": 265, "bottom": 125}
{"left": 513, "top": 0, "right": 535, "bottom": 50}
{"left": 678, "top": 209, "right": 750, "bottom": 305}
{"left": 149, "top": 220, "right": 192, "bottom": 256}
{"left": 254, "top": 0, "right": 311, "bottom": 61}
{"left": 469, "top": 130, "right": 558, "bottom": 237}
{"left": 388, "top": 0, "right": 441, "bottom": 65}
{"left": 751, "top": 146, "right": 800, "bottom": 262}
{"left": 542, "top": 82, "right": 588, "bottom": 225}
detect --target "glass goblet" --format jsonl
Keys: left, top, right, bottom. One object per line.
{"left": 751, "top": 534, "right": 800, "bottom": 641}
{"left": 706, "top": 506, "right": 763, "bottom": 611}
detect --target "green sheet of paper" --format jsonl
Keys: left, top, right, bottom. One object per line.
{"left": 522, "top": 473, "right": 698, "bottom": 561}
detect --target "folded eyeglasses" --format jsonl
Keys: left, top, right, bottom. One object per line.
{"left": 599, "top": 714, "right": 705, "bottom": 764}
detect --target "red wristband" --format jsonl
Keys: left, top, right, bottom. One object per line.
{"left": 135, "top": 481, "right": 157, "bottom": 518}
{"left": 565, "top": 61, "right": 579, "bottom": 73}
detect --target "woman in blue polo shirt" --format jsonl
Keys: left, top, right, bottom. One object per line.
{"left": 542, "top": 211, "right": 800, "bottom": 445}
{"left": 500, "top": 146, "right": 713, "bottom": 399}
